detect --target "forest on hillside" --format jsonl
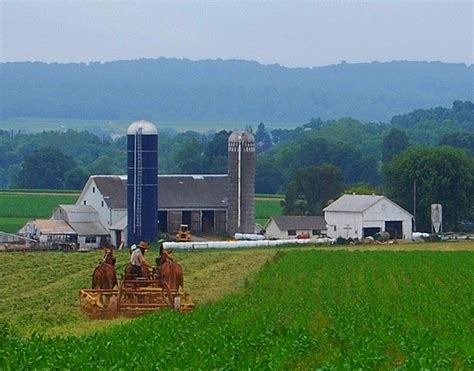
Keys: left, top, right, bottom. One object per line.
{"left": 1, "top": 59, "right": 472, "bottom": 123}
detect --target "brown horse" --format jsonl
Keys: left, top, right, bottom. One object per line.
{"left": 92, "top": 248, "right": 117, "bottom": 289}
{"left": 155, "top": 246, "right": 184, "bottom": 291}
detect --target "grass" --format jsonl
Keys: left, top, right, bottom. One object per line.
{"left": 0, "top": 246, "right": 472, "bottom": 369}
{"left": 0, "top": 192, "right": 78, "bottom": 232}
{"left": 255, "top": 196, "right": 283, "bottom": 226}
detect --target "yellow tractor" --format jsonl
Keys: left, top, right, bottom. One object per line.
{"left": 176, "top": 224, "right": 192, "bottom": 242}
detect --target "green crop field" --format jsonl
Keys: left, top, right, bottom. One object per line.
{"left": 255, "top": 195, "right": 284, "bottom": 226}
{"left": 0, "top": 192, "right": 79, "bottom": 232}
{"left": 1, "top": 245, "right": 473, "bottom": 369}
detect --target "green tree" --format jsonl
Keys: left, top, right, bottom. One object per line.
{"left": 382, "top": 128, "right": 409, "bottom": 162}
{"left": 383, "top": 146, "right": 474, "bottom": 231}
{"left": 15, "top": 147, "right": 77, "bottom": 189}
{"left": 64, "top": 166, "right": 90, "bottom": 190}
{"left": 282, "top": 164, "right": 344, "bottom": 215}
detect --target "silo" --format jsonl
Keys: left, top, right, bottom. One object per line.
{"left": 228, "top": 130, "right": 256, "bottom": 235}
{"left": 127, "top": 120, "right": 158, "bottom": 245}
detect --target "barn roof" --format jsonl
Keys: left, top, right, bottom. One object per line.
{"left": 93, "top": 176, "right": 127, "bottom": 208}
{"left": 158, "top": 175, "right": 228, "bottom": 209}
{"left": 91, "top": 175, "right": 228, "bottom": 210}
{"left": 323, "top": 194, "right": 385, "bottom": 213}
{"left": 268, "top": 215, "right": 327, "bottom": 231}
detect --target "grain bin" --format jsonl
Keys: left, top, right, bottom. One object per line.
{"left": 127, "top": 120, "right": 158, "bottom": 245}
{"left": 228, "top": 130, "right": 255, "bottom": 235}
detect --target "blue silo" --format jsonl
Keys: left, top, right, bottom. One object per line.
{"left": 127, "top": 120, "right": 158, "bottom": 245}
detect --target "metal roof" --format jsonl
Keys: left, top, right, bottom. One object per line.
{"left": 323, "top": 194, "right": 385, "bottom": 213}
{"left": 91, "top": 175, "right": 228, "bottom": 210}
{"left": 69, "top": 222, "right": 109, "bottom": 236}
{"left": 268, "top": 215, "right": 327, "bottom": 231}
{"left": 31, "top": 219, "right": 77, "bottom": 235}
{"left": 93, "top": 176, "right": 127, "bottom": 208}
{"left": 158, "top": 175, "right": 228, "bottom": 209}
{"left": 127, "top": 120, "right": 158, "bottom": 135}
{"left": 110, "top": 215, "right": 127, "bottom": 230}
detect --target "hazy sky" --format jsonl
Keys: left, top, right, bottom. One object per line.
{"left": 1, "top": 1, "right": 472, "bottom": 67}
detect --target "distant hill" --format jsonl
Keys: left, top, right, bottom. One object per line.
{"left": 1, "top": 59, "right": 472, "bottom": 123}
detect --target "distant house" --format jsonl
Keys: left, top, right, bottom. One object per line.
{"left": 264, "top": 215, "right": 327, "bottom": 240}
{"left": 77, "top": 175, "right": 229, "bottom": 246}
{"left": 324, "top": 194, "right": 413, "bottom": 240}
{"left": 52, "top": 205, "right": 110, "bottom": 249}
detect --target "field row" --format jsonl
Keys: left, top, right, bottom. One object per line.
{"left": 1, "top": 250, "right": 472, "bottom": 369}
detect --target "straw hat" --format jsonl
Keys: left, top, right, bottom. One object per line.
{"left": 138, "top": 241, "right": 149, "bottom": 249}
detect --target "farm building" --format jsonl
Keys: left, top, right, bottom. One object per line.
{"left": 324, "top": 194, "right": 413, "bottom": 240}
{"left": 264, "top": 216, "right": 327, "bottom": 239}
{"left": 77, "top": 174, "right": 229, "bottom": 246}
{"left": 52, "top": 205, "right": 110, "bottom": 249}
{"left": 21, "top": 219, "right": 76, "bottom": 248}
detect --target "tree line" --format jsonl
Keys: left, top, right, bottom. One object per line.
{"left": 0, "top": 101, "right": 472, "bottom": 231}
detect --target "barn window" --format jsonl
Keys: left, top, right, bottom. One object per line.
{"left": 312, "top": 229, "right": 321, "bottom": 236}
{"left": 92, "top": 187, "right": 96, "bottom": 193}
{"left": 334, "top": 226, "right": 337, "bottom": 231}
{"left": 83, "top": 200, "right": 87, "bottom": 205}
{"left": 85, "top": 236, "right": 96, "bottom": 243}
{"left": 288, "top": 230, "right": 296, "bottom": 236}
{"left": 101, "top": 201, "right": 104, "bottom": 207}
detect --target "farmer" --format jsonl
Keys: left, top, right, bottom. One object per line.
{"left": 129, "top": 240, "right": 151, "bottom": 278}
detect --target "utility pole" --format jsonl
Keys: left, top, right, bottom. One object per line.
{"left": 413, "top": 179, "right": 417, "bottom": 232}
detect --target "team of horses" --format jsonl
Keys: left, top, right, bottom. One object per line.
{"left": 92, "top": 246, "right": 184, "bottom": 301}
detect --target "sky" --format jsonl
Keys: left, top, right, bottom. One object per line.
{"left": 0, "top": 1, "right": 472, "bottom": 67}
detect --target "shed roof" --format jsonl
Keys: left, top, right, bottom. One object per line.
{"left": 323, "top": 194, "right": 385, "bottom": 213}
{"left": 32, "top": 219, "right": 76, "bottom": 235}
{"left": 268, "top": 215, "right": 327, "bottom": 231}
{"left": 69, "top": 222, "right": 109, "bottom": 236}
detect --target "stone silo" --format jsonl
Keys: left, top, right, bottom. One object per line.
{"left": 228, "top": 130, "right": 255, "bottom": 235}
{"left": 127, "top": 120, "right": 158, "bottom": 245}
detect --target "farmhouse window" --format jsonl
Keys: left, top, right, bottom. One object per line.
{"left": 312, "top": 229, "right": 321, "bottom": 236}
{"left": 93, "top": 187, "right": 96, "bottom": 193}
{"left": 83, "top": 200, "right": 87, "bottom": 205}
{"left": 334, "top": 226, "right": 337, "bottom": 231}
{"left": 85, "top": 236, "right": 96, "bottom": 243}
{"left": 101, "top": 201, "right": 104, "bottom": 207}
{"left": 288, "top": 230, "right": 296, "bottom": 236}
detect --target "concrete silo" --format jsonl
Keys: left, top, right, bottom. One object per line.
{"left": 127, "top": 120, "right": 158, "bottom": 245}
{"left": 228, "top": 130, "right": 256, "bottom": 235}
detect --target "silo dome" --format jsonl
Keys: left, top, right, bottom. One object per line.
{"left": 127, "top": 120, "right": 158, "bottom": 135}
{"left": 228, "top": 131, "right": 255, "bottom": 144}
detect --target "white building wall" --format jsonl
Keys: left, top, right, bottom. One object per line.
{"left": 363, "top": 199, "right": 412, "bottom": 240}
{"left": 265, "top": 220, "right": 288, "bottom": 239}
{"left": 325, "top": 211, "right": 364, "bottom": 239}
{"left": 76, "top": 179, "right": 113, "bottom": 228}
{"left": 265, "top": 220, "right": 327, "bottom": 240}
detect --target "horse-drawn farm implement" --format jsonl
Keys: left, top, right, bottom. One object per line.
{"left": 79, "top": 247, "right": 194, "bottom": 319}
{"left": 79, "top": 279, "right": 194, "bottom": 318}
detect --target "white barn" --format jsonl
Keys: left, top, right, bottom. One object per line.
{"left": 264, "top": 216, "right": 327, "bottom": 240}
{"left": 324, "top": 194, "right": 413, "bottom": 240}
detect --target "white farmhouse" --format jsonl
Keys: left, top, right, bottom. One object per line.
{"left": 264, "top": 216, "right": 327, "bottom": 240}
{"left": 324, "top": 194, "right": 413, "bottom": 240}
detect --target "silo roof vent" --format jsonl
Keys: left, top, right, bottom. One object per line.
{"left": 228, "top": 130, "right": 255, "bottom": 144}
{"left": 127, "top": 120, "right": 158, "bottom": 135}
